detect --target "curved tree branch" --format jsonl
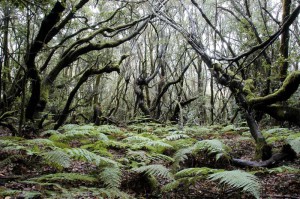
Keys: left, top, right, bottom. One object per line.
{"left": 247, "top": 71, "right": 300, "bottom": 106}
{"left": 53, "top": 56, "right": 127, "bottom": 129}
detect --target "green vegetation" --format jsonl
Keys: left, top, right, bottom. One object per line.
{"left": 1, "top": 123, "right": 299, "bottom": 198}
{"left": 0, "top": 0, "right": 300, "bottom": 198}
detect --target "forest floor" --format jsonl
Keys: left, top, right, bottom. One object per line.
{"left": 0, "top": 123, "right": 299, "bottom": 199}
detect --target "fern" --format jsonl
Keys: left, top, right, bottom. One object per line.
{"left": 220, "top": 124, "right": 236, "bottom": 132}
{"left": 127, "top": 149, "right": 148, "bottom": 162}
{"left": 172, "top": 146, "right": 194, "bottom": 169}
{"left": 83, "top": 140, "right": 127, "bottom": 154}
{"left": 164, "top": 133, "right": 189, "bottom": 141}
{"left": 59, "top": 124, "right": 79, "bottom": 131}
{"left": 288, "top": 137, "right": 300, "bottom": 154}
{"left": 99, "top": 165, "right": 122, "bottom": 188}
{"left": 162, "top": 167, "right": 223, "bottom": 192}
{"left": 0, "top": 155, "right": 24, "bottom": 167}
{"left": 145, "top": 140, "right": 173, "bottom": 149}
{"left": 76, "top": 124, "right": 95, "bottom": 131}
{"left": 193, "top": 139, "right": 230, "bottom": 161}
{"left": 94, "top": 188, "right": 133, "bottom": 199}
{"left": 130, "top": 140, "right": 173, "bottom": 152}
{"left": 184, "top": 126, "right": 212, "bottom": 135}
{"left": 123, "top": 135, "right": 152, "bottom": 143}
{"left": 29, "top": 173, "right": 97, "bottom": 183}
{"left": 42, "top": 150, "right": 71, "bottom": 169}
{"left": 268, "top": 166, "right": 300, "bottom": 174}
{"left": 66, "top": 148, "right": 117, "bottom": 166}
{"left": 175, "top": 167, "right": 222, "bottom": 179}
{"left": 26, "top": 138, "right": 56, "bottom": 148}
{"left": 161, "top": 180, "right": 181, "bottom": 192}
{"left": 209, "top": 170, "right": 261, "bottom": 199}
{"left": 194, "top": 139, "right": 223, "bottom": 154}
{"left": 132, "top": 164, "right": 174, "bottom": 180}
{"left": 96, "top": 125, "right": 124, "bottom": 135}
{"left": 149, "top": 153, "right": 174, "bottom": 163}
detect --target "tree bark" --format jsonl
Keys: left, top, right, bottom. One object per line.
{"left": 54, "top": 64, "right": 120, "bottom": 130}
{"left": 24, "top": 1, "right": 65, "bottom": 120}
{"left": 279, "top": 0, "right": 291, "bottom": 81}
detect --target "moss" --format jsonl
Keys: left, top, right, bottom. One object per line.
{"left": 249, "top": 71, "right": 300, "bottom": 106}
{"left": 243, "top": 79, "right": 256, "bottom": 101}
{"left": 40, "top": 84, "right": 50, "bottom": 106}
{"left": 255, "top": 138, "right": 272, "bottom": 160}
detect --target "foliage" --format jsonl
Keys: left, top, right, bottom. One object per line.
{"left": 287, "top": 137, "right": 300, "bottom": 154}
{"left": 65, "top": 148, "right": 117, "bottom": 166}
{"left": 1, "top": 123, "right": 299, "bottom": 198}
{"left": 209, "top": 170, "right": 261, "bottom": 199}
{"left": 172, "top": 139, "right": 231, "bottom": 169}
{"left": 162, "top": 167, "right": 223, "bottom": 192}
{"left": 41, "top": 150, "right": 71, "bottom": 169}
{"left": 99, "top": 165, "right": 122, "bottom": 188}
{"left": 132, "top": 164, "right": 174, "bottom": 180}
{"left": 28, "top": 173, "right": 97, "bottom": 183}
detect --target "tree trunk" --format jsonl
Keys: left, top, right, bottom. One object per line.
{"left": 279, "top": 0, "right": 291, "bottom": 81}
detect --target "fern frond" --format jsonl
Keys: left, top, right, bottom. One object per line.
{"left": 130, "top": 140, "right": 173, "bottom": 151}
{"left": 209, "top": 170, "right": 261, "bottom": 199}
{"left": 175, "top": 167, "right": 222, "bottom": 179}
{"left": 1, "top": 145, "right": 27, "bottom": 154}
{"left": 268, "top": 165, "right": 300, "bottom": 174}
{"left": 76, "top": 124, "right": 95, "bottom": 131}
{"left": 59, "top": 124, "right": 79, "bottom": 131}
{"left": 66, "top": 148, "right": 117, "bottom": 166}
{"left": 184, "top": 126, "right": 212, "bottom": 135}
{"left": 193, "top": 139, "right": 223, "bottom": 154}
{"left": 26, "top": 138, "right": 56, "bottom": 147}
{"left": 0, "top": 155, "right": 24, "bottom": 167}
{"left": 132, "top": 164, "right": 174, "bottom": 180}
{"left": 123, "top": 136, "right": 152, "bottom": 143}
{"left": 40, "top": 130, "right": 60, "bottom": 136}
{"left": 42, "top": 150, "right": 71, "bottom": 169}
{"left": 29, "top": 173, "right": 97, "bottom": 183}
{"left": 164, "top": 133, "right": 189, "bottom": 141}
{"left": 193, "top": 139, "right": 230, "bottom": 161}
{"left": 146, "top": 141, "right": 173, "bottom": 149}
{"left": 127, "top": 150, "right": 149, "bottom": 162}
{"left": 99, "top": 165, "right": 122, "bottom": 188}
{"left": 149, "top": 153, "right": 174, "bottom": 163}
{"left": 96, "top": 125, "right": 124, "bottom": 135}
{"left": 172, "top": 146, "right": 194, "bottom": 168}
{"left": 161, "top": 180, "right": 180, "bottom": 192}
{"left": 97, "top": 188, "right": 133, "bottom": 199}
{"left": 288, "top": 137, "right": 300, "bottom": 154}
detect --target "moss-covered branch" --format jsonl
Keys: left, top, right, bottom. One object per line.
{"left": 262, "top": 105, "right": 300, "bottom": 126}
{"left": 247, "top": 71, "right": 300, "bottom": 106}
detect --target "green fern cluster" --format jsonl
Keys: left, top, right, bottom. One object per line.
{"left": 124, "top": 135, "right": 173, "bottom": 152}
{"left": 162, "top": 168, "right": 261, "bottom": 199}
{"left": 2, "top": 123, "right": 296, "bottom": 199}
{"left": 209, "top": 170, "right": 261, "bottom": 199}
{"left": 285, "top": 132, "right": 300, "bottom": 153}
{"left": 172, "top": 139, "right": 231, "bottom": 169}
{"left": 27, "top": 173, "right": 97, "bottom": 183}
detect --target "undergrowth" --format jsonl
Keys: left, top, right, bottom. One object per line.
{"left": 0, "top": 123, "right": 299, "bottom": 198}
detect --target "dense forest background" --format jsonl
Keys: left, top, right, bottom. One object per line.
{"left": 0, "top": 0, "right": 300, "bottom": 198}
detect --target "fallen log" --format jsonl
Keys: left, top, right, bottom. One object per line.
{"left": 232, "top": 144, "right": 297, "bottom": 167}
